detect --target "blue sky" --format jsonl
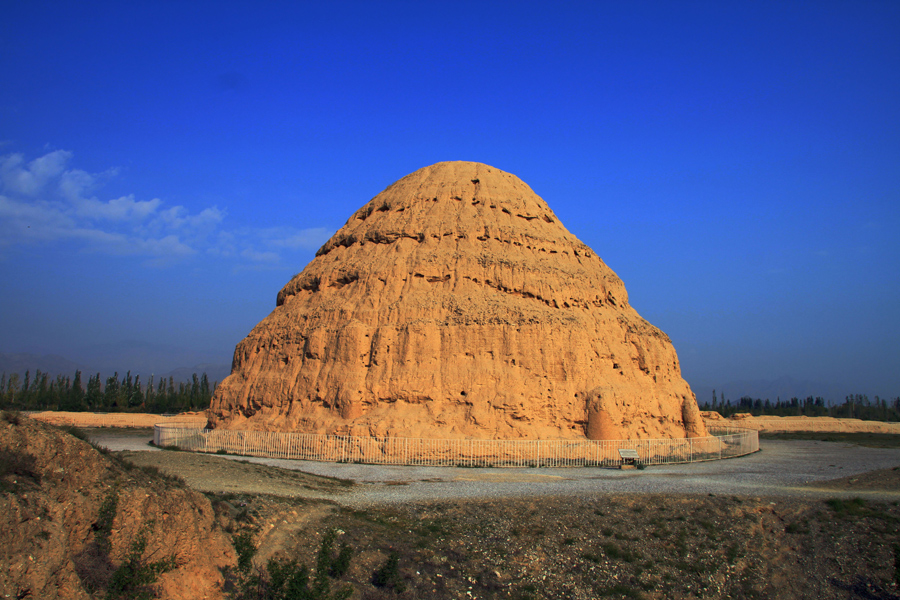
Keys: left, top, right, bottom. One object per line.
{"left": 1, "top": 1, "right": 898, "bottom": 400}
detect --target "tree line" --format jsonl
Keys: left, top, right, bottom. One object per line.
{"left": 0, "top": 369, "right": 216, "bottom": 414}
{"left": 699, "top": 390, "right": 900, "bottom": 422}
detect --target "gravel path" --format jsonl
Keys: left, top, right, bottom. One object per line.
{"left": 89, "top": 429, "right": 900, "bottom": 506}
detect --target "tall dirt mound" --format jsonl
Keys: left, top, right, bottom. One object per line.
{"left": 208, "top": 161, "right": 706, "bottom": 440}
{"left": 0, "top": 414, "right": 235, "bottom": 599}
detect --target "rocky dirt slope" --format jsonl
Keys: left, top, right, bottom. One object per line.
{"left": 209, "top": 161, "right": 706, "bottom": 441}
{"left": 0, "top": 414, "right": 236, "bottom": 599}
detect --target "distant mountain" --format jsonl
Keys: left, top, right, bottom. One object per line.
{"left": 0, "top": 351, "right": 231, "bottom": 385}
{"left": 0, "top": 352, "right": 92, "bottom": 379}
{"left": 75, "top": 340, "right": 229, "bottom": 376}
{"left": 160, "top": 363, "right": 232, "bottom": 386}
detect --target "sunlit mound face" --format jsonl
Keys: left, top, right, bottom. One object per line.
{"left": 208, "top": 161, "right": 707, "bottom": 441}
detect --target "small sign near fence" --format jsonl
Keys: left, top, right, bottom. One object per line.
{"left": 618, "top": 448, "right": 639, "bottom": 469}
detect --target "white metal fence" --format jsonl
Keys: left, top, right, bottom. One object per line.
{"left": 153, "top": 424, "right": 758, "bottom": 468}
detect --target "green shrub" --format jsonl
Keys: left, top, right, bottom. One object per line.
{"left": 233, "top": 531, "right": 257, "bottom": 574}
{"left": 95, "top": 487, "right": 119, "bottom": 555}
{"left": 0, "top": 447, "right": 40, "bottom": 493}
{"left": 601, "top": 583, "right": 645, "bottom": 598}
{"left": 329, "top": 541, "right": 352, "bottom": 578}
{"left": 105, "top": 525, "right": 176, "bottom": 600}
{"left": 318, "top": 528, "right": 353, "bottom": 579}
{"left": 785, "top": 521, "right": 809, "bottom": 534}
{"left": 601, "top": 542, "right": 639, "bottom": 562}
{"left": 1, "top": 411, "right": 21, "bottom": 425}
{"left": 826, "top": 497, "right": 867, "bottom": 515}
{"left": 229, "top": 529, "right": 353, "bottom": 600}
{"left": 894, "top": 543, "right": 900, "bottom": 586}
{"left": 372, "top": 551, "right": 404, "bottom": 592}
{"left": 61, "top": 424, "right": 89, "bottom": 441}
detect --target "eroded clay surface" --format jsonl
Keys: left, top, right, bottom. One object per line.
{"left": 208, "top": 162, "right": 706, "bottom": 440}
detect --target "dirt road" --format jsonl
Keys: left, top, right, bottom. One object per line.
{"left": 87, "top": 429, "right": 900, "bottom": 505}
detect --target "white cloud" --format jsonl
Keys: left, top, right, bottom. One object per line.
{"left": 240, "top": 248, "right": 280, "bottom": 262}
{"left": 0, "top": 150, "right": 72, "bottom": 196}
{"left": 0, "top": 148, "right": 333, "bottom": 266}
{"left": 226, "top": 226, "right": 333, "bottom": 265}
{"left": 155, "top": 204, "right": 224, "bottom": 230}
{"left": 264, "top": 226, "right": 332, "bottom": 250}
{"left": 0, "top": 193, "right": 75, "bottom": 242}
{"left": 76, "top": 194, "right": 163, "bottom": 221}
{"left": 0, "top": 149, "right": 223, "bottom": 261}
{"left": 59, "top": 166, "right": 118, "bottom": 204}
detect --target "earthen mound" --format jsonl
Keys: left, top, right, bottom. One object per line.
{"left": 208, "top": 161, "right": 706, "bottom": 440}
{"left": 0, "top": 414, "right": 235, "bottom": 599}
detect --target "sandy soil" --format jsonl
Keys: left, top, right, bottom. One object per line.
{"left": 704, "top": 412, "right": 900, "bottom": 434}
{"left": 27, "top": 411, "right": 206, "bottom": 428}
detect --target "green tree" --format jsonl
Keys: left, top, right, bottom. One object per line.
{"left": 71, "top": 370, "right": 85, "bottom": 409}
{"left": 190, "top": 374, "right": 200, "bottom": 409}
{"left": 200, "top": 373, "right": 210, "bottom": 401}
{"left": 85, "top": 373, "right": 102, "bottom": 410}
{"left": 155, "top": 377, "right": 167, "bottom": 413}
{"left": 19, "top": 370, "right": 31, "bottom": 407}
{"left": 54, "top": 375, "right": 70, "bottom": 410}
{"left": 145, "top": 375, "right": 155, "bottom": 407}
{"left": 129, "top": 375, "right": 143, "bottom": 409}
{"left": 34, "top": 371, "right": 49, "bottom": 410}
{"left": 167, "top": 377, "right": 175, "bottom": 409}
{"left": 105, "top": 373, "right": 120, "bottom": 408}
{"left": 7, "top": 373, "right": 21, "bottom": 401}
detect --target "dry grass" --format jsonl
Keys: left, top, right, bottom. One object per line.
{"left": 215, "top": 492, "right": 900, "bottom": 600}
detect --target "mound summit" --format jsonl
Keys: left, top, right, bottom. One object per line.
{"left": 208, "top": 161, "right": 707, "bottom": 440}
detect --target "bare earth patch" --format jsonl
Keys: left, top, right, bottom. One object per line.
{"left": 117, "top": 450, "right": 353, "bottom": 499}
{"left": 808, "top": 465, "right": 900, "bottom": 492}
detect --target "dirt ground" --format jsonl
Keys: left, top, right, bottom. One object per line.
{"left": 190, "top": 481, "right": 900, "bottom": 600}
{"left": 810, "top": 465, "right": 900, "bottom": 492}
{"left": 117, "top": 449, "right": 354, "bottom": 500}
{"left": 105, "top": 432, "right": 900, "bottom": 600}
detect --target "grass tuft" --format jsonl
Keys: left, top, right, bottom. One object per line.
{"left": 372, "top": 551, "right": 404, "bottom": 592}
{"left": 1, "top": 410, "right": 21, "bottom": 425}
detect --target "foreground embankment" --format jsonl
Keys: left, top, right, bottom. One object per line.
{"left": 9, "top": 414, "right": 900, "bottom": 600}
{"left": 100, "top": 429, "right": 900, "bottom": 600}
